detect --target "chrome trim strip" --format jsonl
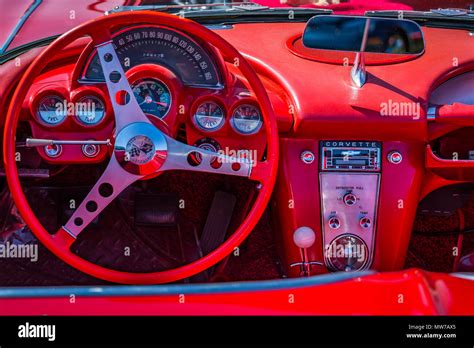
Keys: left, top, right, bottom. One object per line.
{"left": 451, "top": 272, "right": 474, "bottom": 281}
{"left": 319, "top": 172, "right": 380, "bottom": 272}
{"left": 0, "top": 271, "right": 375, "bottom": 298}
{"left": 0, "top": 0, "right": 42, "bottom": 54}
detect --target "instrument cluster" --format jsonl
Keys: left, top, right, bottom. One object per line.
{"left": 24, "top": 25, "right": 266, "bottom": 165}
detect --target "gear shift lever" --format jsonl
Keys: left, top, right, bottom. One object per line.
{"left": 290, "top": 226, "right": 322, "bottom": 276}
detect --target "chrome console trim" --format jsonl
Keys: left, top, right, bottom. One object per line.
{"left": 319, "top": 172, "right": 380, "bottom": 271}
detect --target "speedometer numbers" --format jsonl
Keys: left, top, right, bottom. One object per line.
{"left": 81, "top": 26, "right": 221, "bottom": 88}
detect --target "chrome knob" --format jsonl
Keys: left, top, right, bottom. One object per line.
{"left": 387, "top": 151, "right": 402, "bottom": 164}
{"left": 82, "top": 143, "right": 100, "bottom": 158}
{"left": 328, "top": 216, "right": 341, "bottom": 229}
{"left": 343, "top": 193, "right": 357, "bottom": 206}
{"left": 359, "top": 216, "right": 371, "bottom": 229}
{"left": 44, "top": 144, "right": 62, "bottom": 158}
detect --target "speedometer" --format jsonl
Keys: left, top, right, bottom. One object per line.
{"left": 131, "top": 78, "right": 171, "bottom": 119}
{"left": 193, "top": 101, "right": 225, "bottom": 131}
{"left": 81, "top": 26, "right": 221, "bottom": 88}
{"left": 231, "top": 104, "right": 263, "bottom": 135}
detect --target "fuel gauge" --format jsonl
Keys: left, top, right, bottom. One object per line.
{"left": 37, "top": 95, "right": 67, "bottom": 126}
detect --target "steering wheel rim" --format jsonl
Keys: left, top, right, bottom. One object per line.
{"left": 3, "top": 11, "right": 279, "bottom": 284}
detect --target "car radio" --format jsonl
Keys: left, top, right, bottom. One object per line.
{"left": 320, "top": 141, "right": 381, "bottom": 171}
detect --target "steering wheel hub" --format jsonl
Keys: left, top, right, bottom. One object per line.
{"left": 114, "top": 122, "right": 168, "bottom": 175}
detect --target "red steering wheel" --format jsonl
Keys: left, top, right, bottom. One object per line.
{"left": 3, "top": 11, "right": 279, "bottom": 284}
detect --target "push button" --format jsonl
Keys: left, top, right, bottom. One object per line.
{"left": 387, "top": 151, "right": 402, "bottom": 164}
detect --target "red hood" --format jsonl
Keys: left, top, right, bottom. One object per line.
{"left": 1, "top": 0, "right": 473, "bottom": 54}
{"left": 0, "top": 0, "right": 127, "bottom": 53}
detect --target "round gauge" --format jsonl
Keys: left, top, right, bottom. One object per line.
{"left": 231, "top": 104, "right": 262, "bottom": 135}
{"left": 76, "top": 96, "right": 105, "bottom": 126}
{"left": 194, "top": 101, "right": 225, "bottom": 131}
{"left": 131, "top": 78, "right": 171, "bottom": 119}
{"left": 83, "top": 26, "right": 221, "bottom": 87}
{"left": 37, "top": 95, "right": 67, "bottom": 126}
{"left": 189, "top": 138, "right": 222, "bottom": 165}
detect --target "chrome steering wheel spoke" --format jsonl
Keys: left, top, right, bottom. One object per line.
{"left": 62, "top": 155, "right": 142, "bottom": 238}
{"left": 96, "top": 42, "right": 151, "bottom": 132}
{"left": 159, "top": 134, "right": 253, "bottom": 178}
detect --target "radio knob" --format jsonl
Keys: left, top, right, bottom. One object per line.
{"left": 343, "top": 193, "right": 357, "bottom": 206}
{"left": 359, "top": 216, "right": 371, "bottom": 229}
{"left": 328, "top": 216, "right": 341, "bottom": 229}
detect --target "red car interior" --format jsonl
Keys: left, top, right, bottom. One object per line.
{"left": 1, "top": 0, "right": 474, "bottom": 316}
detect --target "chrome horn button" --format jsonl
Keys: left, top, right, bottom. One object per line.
{"left": 114, "top": 122, "right": 168, "bottom": 175}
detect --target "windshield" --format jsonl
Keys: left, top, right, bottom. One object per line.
{"left": 1, "top": 0, "right": 473, "bottom": 56}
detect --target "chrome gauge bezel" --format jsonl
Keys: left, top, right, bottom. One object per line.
{"left": 36, "top": 95, "right": 68, "bottom": 126}
{"left": 193, "top": 101, "right": 225, "bottom": 132}
{"left": 230, "top": 103, "right": 263, "bottom": 135}
{"left": 75, "top": 95, "right": 106, "bottom": 126}
{"left": 130, "top": 77, "right": 172, "bottom": 120}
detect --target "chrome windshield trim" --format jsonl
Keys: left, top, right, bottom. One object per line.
{"left": 0, "top": 271, "right": 374, "bottom": 298}
{"left": 0, "top": 0, "right": 43, "bottom": 55}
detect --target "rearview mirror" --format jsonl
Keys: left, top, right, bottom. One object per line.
{"left": 303, "top": 15, "right": 424, "bottom": 55}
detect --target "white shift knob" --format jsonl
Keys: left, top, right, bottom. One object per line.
{"left": 293, "top": 226, "right": 316, "bottom": 249}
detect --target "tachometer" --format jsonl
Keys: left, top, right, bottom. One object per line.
{"left": 131, "top": 78, "right": 171, "bottom": 119}
{"left": 76, "top": 96, "right": 105, "bottom": 126}
{"left": 81, "top": 26, "right": 221, "bottom": 88}
{"left": 231, "top": 104, "right": 262, "bottom": 135}
{"left": 193, "top": 101, "right": 225, "bottom": 131}
{"left": 37, "top": 95, "right": 67, "bottom": 126}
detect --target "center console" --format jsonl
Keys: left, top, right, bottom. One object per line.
{"left": 274, "top": 138, "right": 423, "bottom": 277}
{"left": 319, "top": 141, "right": 382, "bottom": 271}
